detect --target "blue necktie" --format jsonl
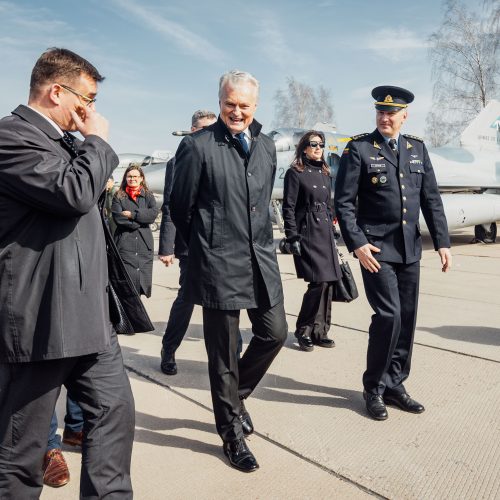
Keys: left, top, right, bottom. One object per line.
{"left": 236, "top": 132, "right": 249, "bottom": 156}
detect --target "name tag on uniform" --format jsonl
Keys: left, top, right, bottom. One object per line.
{"left": 409, "top": 159, "right": 422, "bottom": 164}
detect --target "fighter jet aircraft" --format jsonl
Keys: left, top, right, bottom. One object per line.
{"left": 118, "top": 100, "right": 500, "bottom": 243}
{"left": 267, "top": 101, "right": 500, "bottom": 245}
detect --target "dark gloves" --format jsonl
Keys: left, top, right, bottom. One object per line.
{"left": 290, "top": 240, "right": 301, "bottom": 256}
{"left": 285, "top": 235, "right": 301, "bottom": 256}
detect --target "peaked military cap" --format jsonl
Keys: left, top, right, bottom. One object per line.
{"left": 371, "top": 85, "right": 414, "bottom": 112}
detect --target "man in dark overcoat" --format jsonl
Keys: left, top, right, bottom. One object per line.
{"left": 170, "top": 70, "right": 287, "bottom": 472}
{"left": 0, "top": 48, "right": 134, "bottom": 498}
{"left": 334, "top": 86, "right": 452, "bottom": 421}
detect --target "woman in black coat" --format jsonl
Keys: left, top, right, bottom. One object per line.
{"left": 282, "top": 131, "right": 341, "bottom": 351}
{"left": 112, "top": 164, "right": 159, "bottom": 297}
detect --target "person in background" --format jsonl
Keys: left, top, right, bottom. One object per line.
{"left": 282, "top": 130, "right": 341, "bottom": 352}
{"left": 159, "top": 110, "right": 243, "bottom": 375}
{"left": 334, "top": 85, "right": 452, "bottom": 421}
{"left": 112, "top": 164, "right": 159, "bottom": 298}
{"left": 43, "top": 395, "right": 84, "bottom": 488}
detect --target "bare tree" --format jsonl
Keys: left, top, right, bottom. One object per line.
{"left": 426, "top": 0, "right": 500, "bottom": 146}
{"left": 273, "top": 77, "right": 335, "bottom": 129}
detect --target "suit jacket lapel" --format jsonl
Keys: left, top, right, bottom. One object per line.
{"left": 399, "top": 135, "right": 411, "bottom": 170}
{"left": 373, "top": 129, "right": 397, "bottom": 168}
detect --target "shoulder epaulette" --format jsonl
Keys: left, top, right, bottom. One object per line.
{"left": 350, "top": 133, "right": 369, "bottom": 141}
{"left": 403, "top": 134, "right": 423, "bottom": 142}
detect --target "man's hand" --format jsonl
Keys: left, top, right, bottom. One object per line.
{"left": 159, "top": 255, "right": 175, "bottom": 267}
{"left": 354, "top": 243, "right": 381, "bottom": 273}
{"left": 121, "top": 210, "right": 132, "bottom": 219}
{"left": 438, "top": 247, "right": 452, "bottom": 272}
{"left": 70, "top": 107, "right": 109, "bottom": 141}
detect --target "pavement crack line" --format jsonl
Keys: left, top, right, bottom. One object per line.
{"left": 124, "top": 363, "right": 387, "bottom": 500}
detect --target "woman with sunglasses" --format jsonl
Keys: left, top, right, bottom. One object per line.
{"left": 112, "top": 163, "right": 159, "bottom": 298}
{"left": 282, "top": 131, "right": 342, "bottom": 351}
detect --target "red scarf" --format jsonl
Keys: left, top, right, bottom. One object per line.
{"left": 126, "top": 185, "right": 142, "bottom": 201}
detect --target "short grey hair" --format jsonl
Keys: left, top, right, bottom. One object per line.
{"left": 191, "top": 109, "right": 217, "bottom": 127}
{"left": 218, "top": 70, "right": 259, "bottom": 100}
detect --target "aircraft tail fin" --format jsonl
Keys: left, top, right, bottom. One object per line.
{"left": 460, "top": 99, "right": 500, "bottom": 150}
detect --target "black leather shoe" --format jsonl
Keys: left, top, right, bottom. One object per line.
{"left": 294, "top": 331, "right": 314, "bottom": 352}
{"left": 238, "top": 399, "right": 254, "bottom": 435}
{"left": 312, "top": 337, "right": 335, "bottom": 348}
{"left": 223, "top": 438, "right": 259, "bottom": 472}
{"left": 363, "top": 391, "right": 388, "bottom": 420}
{"left": 160, "top": 349, "right": 177, "bottom": 375}
{"left": 384, "top": 392, "right": 425, "bottom": 414}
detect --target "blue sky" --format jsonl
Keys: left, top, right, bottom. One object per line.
{"left": 0, "top": 0, "right": 479, "bottom": 156}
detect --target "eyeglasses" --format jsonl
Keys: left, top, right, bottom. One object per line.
{"left": 57, "top": 83, "right": 96, "bottom": 107}
{"left": 308, "top": 141, "right": 325, "bottom": 149}
{"left": 126, "top": 175, "right": 141, "bottom": 179}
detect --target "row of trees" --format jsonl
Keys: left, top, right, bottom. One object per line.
{"left": 271, "top": 1, "right": 499, "bottom": 146}
{"left": 425, "top": 0, "right": 499, "bottom": 146}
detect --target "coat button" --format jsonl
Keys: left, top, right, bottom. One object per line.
{"left": 400, "top": 173, "right": 404, "bottom": 178}
{"left": 403, "top": 196, "right": 407, "bottom": 201}
{"left": 401, "top": 185, "right": 405, "bottom": 189}
{"left": 251, "top": 206, "right": 256, "bottom": 212}
{"left": 247, "top": 172, "right": 252, "bottom": 177}
{"left": 403, "top": 208, "right": 407, "bottom": 213}
{"left": 402, "top": 220, "right": 407, "bottom": 225}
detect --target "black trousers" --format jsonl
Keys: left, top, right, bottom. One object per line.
{"left": 0, "top": 331, "right": 134, "bottom": 500}
{"left": 203, "top": 300, "right": 287, "bottom": 442}
{"left": 296, "top": 282, "right": 333, "bottom": 341}
{"left": 162, "top": 256, "right": 195, "bottom": 354}
{"left": 162, "top": 256, "right": 243, "bottom": 356}
{"left": 361, "top": 261, "right": 420, "bottom": 395}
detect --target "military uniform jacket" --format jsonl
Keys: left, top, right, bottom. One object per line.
{"left": 334, "top": 129, "right": 450, "bottom": 263}
{"left": 170, "top": 117, "right": 283, "bottom": 310}
{"left": 0, "top": 105, "right": 117, "bottom": 362}
{"left": 282, "top": 161, "right": 341, "bottom": 282}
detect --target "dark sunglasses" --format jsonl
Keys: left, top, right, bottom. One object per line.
{"left": 308, "top": 141, "right": 325, "bottom": 149}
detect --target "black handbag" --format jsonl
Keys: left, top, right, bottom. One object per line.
{"left": 98, "top": 194, "right": 155, "bottom": 334}
{"left": 332, "top": 250, "right": 359, "bottom": 303}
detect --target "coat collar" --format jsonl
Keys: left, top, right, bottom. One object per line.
{"left": 214, "top": 116, "right": 263, "bottom": 150}
{"left": 12, "top": 105, "right": 63, "bottom": 141}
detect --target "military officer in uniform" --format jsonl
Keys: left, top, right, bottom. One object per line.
{"left": 334, "top": 86, "right": 452, "bottom": 420}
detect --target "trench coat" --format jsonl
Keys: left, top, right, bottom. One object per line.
{"left": 170, "top": 117, "right": 283, "bottom": 310}
{"left": 0, "top": 105, "right": 117, "bottom": 362}
{"left": 282, "top": 161, "right": 341, "bottom": 283}
{"left": 112, "top": 190, "right": 158, "bottom": 297}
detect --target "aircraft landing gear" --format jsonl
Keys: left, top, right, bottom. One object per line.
{"left": 474, "top": 222, "right": 497, "bottom": 243}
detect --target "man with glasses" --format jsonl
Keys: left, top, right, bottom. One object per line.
{"left": 170, "top": 71, "right": 287, "bottom": 472}
{"left": 0, "top": 48, "right": 134, "bottom": 498}
{"left": 334, "top": 86, "right": 452, "bottom": 421}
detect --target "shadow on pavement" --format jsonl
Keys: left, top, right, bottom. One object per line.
{"left": 419, "top": 325, "right": 500, "bottom": 346}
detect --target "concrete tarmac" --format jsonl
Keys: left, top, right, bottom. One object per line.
{"left": 43, "top": 227, "right": 500, "bottom": 499}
